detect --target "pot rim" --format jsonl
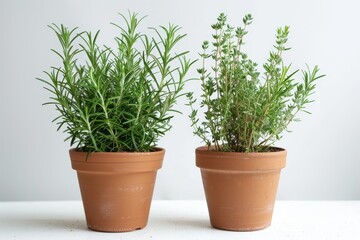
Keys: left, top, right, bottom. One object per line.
{"left": 70, "top": 147, "right": 164, "bottom": 154}
{"left": 69, "top": 147, "right": 165, "bottom": 163}
{"left": 196, "top": 146, "right": 286, "bottom": 157}
{"left": 196, "top": 146, "right": 286, "bottom": 171}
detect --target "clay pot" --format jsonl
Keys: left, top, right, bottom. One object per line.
{"left": 196, "top": 146, "right": 286, "bottom": 231}
{"left": 69, "top": 148, "right": 164, "bottom": 232}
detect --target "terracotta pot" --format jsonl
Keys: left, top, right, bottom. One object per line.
{"left": 196, "top": 146, "right": 286, "bottom": 231}
{"left": 69, "top": 148, "right": 164, "bottom": 232}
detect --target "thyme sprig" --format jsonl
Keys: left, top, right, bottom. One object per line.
{"left": 187, "top": 13, "right": 324, "bottom": 152}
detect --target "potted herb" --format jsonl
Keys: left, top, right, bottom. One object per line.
{"left": 187, "top": 13, "right": 324, "bottom": 231}
{"left": 38, "top": 12, "right": 193, "bottom": 232}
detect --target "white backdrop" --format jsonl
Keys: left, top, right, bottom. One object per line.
{"left": 1, "top": 0, "right": 359, "bottom": 201}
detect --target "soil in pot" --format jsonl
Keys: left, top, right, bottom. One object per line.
{"left": 70, "top": 148, "right": 164, "bottom": 232}
{"left": 196, "top": 146, "right": 286, "bottom": 231}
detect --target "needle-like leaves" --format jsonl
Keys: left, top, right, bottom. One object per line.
{"left": 39, "top": 12, "right": 195, "bottom": 152}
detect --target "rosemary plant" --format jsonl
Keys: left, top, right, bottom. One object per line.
{"left": 39, "top": 12, "right": 194, "bottom": 152}
{"left": 187, "top": 13, "right": 324, "bottom": 152}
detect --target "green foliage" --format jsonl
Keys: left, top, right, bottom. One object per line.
{"left": 187, "top": 13, "right": 324, "bottom": 152}
{"left": 38, "top": 12, "right": 194, "bottom": 152}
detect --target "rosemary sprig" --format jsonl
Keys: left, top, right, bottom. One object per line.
{"left": 39, "top": 12, "right": 195, "bottom": 152}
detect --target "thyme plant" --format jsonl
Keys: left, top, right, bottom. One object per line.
{"left": 187, "top": 13, "right": 324, "bottom": 152}
{"left": 39, "top": 12, "right": 194, "bottom": 152}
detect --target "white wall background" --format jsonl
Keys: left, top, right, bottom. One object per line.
{"left": 0, "top": 0, "right": 359, "bottom": 201}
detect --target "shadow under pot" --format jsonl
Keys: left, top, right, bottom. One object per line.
{"left": 196, "top": 146, "right": 286, "bottom": 231}
{"left": 69, "top": 148, "right": 164, "bottom": 232}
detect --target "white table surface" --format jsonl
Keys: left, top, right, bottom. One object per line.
{"left": 0, "top": 200, "right": 359, "bottom": 240}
